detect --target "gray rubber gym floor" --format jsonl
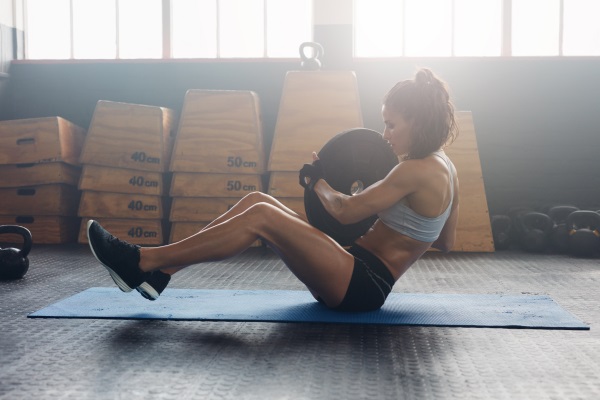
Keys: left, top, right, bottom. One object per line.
{"left": 1, "top": 244, "right": 599, "bottom": 400}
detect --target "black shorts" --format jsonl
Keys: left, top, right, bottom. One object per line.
{"left": 319, "top": 245, "right": 395, "bottom": 312}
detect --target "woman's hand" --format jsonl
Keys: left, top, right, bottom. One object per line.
{"left": 299, "top": 152, "right": 323, "bottom": 190}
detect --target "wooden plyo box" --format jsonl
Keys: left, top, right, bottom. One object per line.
{"left": 78, "top": 218, "right": 165, "bottom": 246}
{"left": 444, "top": 111, "right": 494, "bottom": 252}
{"left": 0, "top": 117, "right": 85, "bottom": 165}
{"left": 0, "top": 163, "right": 80, "bottom": 188}
{"left": 78, "top": 191, "right": 164, "bottom": 219}
{"left": 170, "top": 173, "right": 263, "bottom": 198}
{"left": 268, "top": 172, "right": 304, "bottom": 198}
{"left": 79, "top": 100, "right": 175, "bottom": 172}
{"left": 169, "top": 221, "right": 260, "bottom": 247}
{"left": 79, "top": 165, "right": 165, "bottom": 196}
{"left": 0, "top": 216, "right": 79, "bottom": 244}
{"left": 170, "top": 90, "right": 266, "bottom": 174}
{"left": 0, "top": 185, "right": 80, "bottom": 216}
{"left": 268, "top": 71, "right": 363, "bottom": 172}
{"left": 169, "top": 197, "right": 238, "bottom": 222}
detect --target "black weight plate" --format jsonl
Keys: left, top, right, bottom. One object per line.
{"left": 304, "top": 128, "right": 398, "bottom": 246}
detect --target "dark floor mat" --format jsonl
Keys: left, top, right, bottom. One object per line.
{"left": 29, "top": 287, "right": 589, "bottom": 329}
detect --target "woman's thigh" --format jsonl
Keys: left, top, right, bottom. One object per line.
{"left": 209, "top": 192, "right": 306, "bottom": 229}
{"left": 249, "top": 203, "right": 354, "bottom": 307}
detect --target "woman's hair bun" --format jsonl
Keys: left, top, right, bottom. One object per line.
{"left": 415, "top": 68, "right": 435, "bottom": 86}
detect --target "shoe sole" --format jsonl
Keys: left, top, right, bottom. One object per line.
{"left": 87, "top": 220, "right": 134, "bottom": 293}
{"left": 136, "top": 283, "right": 159, "bottom": 301}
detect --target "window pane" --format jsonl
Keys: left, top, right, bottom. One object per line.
{"left": 563, "top": 0, "right": 600, "bottom": 56}
{"left": 73, "top": 0, "right": 116, "bottom": 59}
{"left": 219, "top": 0, "right": 264, "bottom": 58}
{"left": 454, "top": 0, "right": 501, "bottom": 56}
{"left": 266, "top": 0, "right": 312, "bottom": 57}
{"left": 405, "top": 0, "right": 452, "bottom": 56}
{"left": 512, "top": 0, "right": 559, "bottom": 56}
{"left": 354, "top": 0, "right": 403, "bottom": 57}
{"left": 172, "top": 0, "right": 218, "bottom": 58}
{"left": 119, "top": 0, "right": 162, "bottom": 59}
{"left": 26, "top": 0, "right": 70, "bottom": 59}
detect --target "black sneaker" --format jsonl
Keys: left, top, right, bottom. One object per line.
{"left": 136, "top": 270, "right": 171, "bottom": 301}
{"left": 87, "top": 220, "right": 144, "bottom": 292}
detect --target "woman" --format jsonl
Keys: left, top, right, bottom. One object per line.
{"left": 87, "top": 68, "right": 459, "bottom": 312}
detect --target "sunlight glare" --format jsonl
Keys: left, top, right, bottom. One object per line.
{"left": 26, "top": 0, "right": 70, "bottom": 59}
{"left": 454, "top": 0, "right": 501, "bottom": 56}
{"left": 219, "top": 0, "right": 264, "bottom": 58}
{"left": 512, "top": 0, "right": 560, "bottom": 56}
{"left": 404, "top": 0, "right": 452, "bottom": 56}
{"left": 266, "top": 0, "right": 312, "bottom": 57}
{"left": 72, "top": 0, "right": 116, "bottom": 59}
{"left": 563, "top": 0, "right": 600, "bottom": 56}
{"left": 354, "top": 0, "right": 403, "bottom": 57}
{"left": 172, "top": 0, "right": 218, "bottom": 58}
{"left": 119, "top": 0, "right": 162, "bottom": 59}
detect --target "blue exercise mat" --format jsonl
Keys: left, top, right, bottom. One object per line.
{"left": 28, "top": 288, "right": 589, "bottom": 330}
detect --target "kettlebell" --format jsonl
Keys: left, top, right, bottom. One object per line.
{"left": 566, "top": 210, "right": 600, "bottom": 258}
{"left": 548, "top": 205, "right": 579, "bottom": 254}
{"left": 0, "top": 225, "right": 33, "bottom": 280}
{"left": 299, "top": 42, "right": 324, "bottom": 70}
{"left": 507, "top": 206, "right": 533, "bottom": 244}
{"left": 519, "top": 212, "right": 553, "bottom": 253}
{"left": 491, "top": 215, "right": 512, "bottom": 250}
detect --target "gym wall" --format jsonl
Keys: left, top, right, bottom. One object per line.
{"left": 1, "top": 47, "right": 600, "bottom": 216}
{"left": 0, "top": 0, "right": 23, "bottom": 121}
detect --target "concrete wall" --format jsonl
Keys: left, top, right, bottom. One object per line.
{"left": 0, "top": 0, "right": 23, "bottom": 119}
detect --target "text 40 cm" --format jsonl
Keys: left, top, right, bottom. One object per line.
{"left": 128, "top": 200, "right": 158, "bottom": 212}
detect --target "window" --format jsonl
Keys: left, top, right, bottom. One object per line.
{"left": 265, "top": 0, "right": 312, "bottom": 57}
{"left": 171, "top": 0, "right": 218, "bottom": 58}
{"left": 354, "top": 0, "right": 403, "bottom": 57}
{"left": 354, "top": 0, "right": 600, "bottom": 57}
{"left": 72, "top": 0, "right": 117, "bottom": 59}
{"left": 26, "top": 0, "right": 71, "bottom": 59}
{"left": 219, "top": 0, "right": 264, "bottom": 58}
{"left": 25, "top": 0, "right": 312, "bottom": 60}
{"left": 562, "top": 0, "right": 600, "bottom": 56}
{"left": 454, "top": 0, "right": 501, "bottom": 57}
{"left": 512, "top": 0, "right": 560, "bottom": 56}
{"left": 404, "top": 0, "right": 453, "bottom": 57}
{"left": 119, "top": 0, "right": 163, "bottom": 59}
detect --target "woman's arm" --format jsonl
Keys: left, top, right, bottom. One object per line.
{"left": 312, "top": 162, "right": 420, "bottom": 225}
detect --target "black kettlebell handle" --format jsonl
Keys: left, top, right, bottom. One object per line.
{"left": 566, "top": 211, "right": 600, "bottom": 233}
{"left": 0, "top": 225, "right": 33, "bottom": 258}
{"left": 299, "top": 42, "right": 324, "bottom": 61}
{"left": 548, "top": 206, "right": 579, "bottom": 224}
{"left": 520, "top": 212, "right": 553, "bottom": 233}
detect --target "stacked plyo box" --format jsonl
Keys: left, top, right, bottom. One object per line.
{"left": 78, "top": 100, "right": 175, "bottom": 245}
{"left": 169, "top": 90, "right": 265, "bottom": 245}
{"left": 441, "top": 111, "right": 494, "bottom": 252}
{"left": 267, "top": 71, "right": 364, "bottom": 217}
{"left": 0, "top": 117, "right": 85, "bottom": 243}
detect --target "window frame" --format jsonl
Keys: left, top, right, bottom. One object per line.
{"left": 352, "top": 0, "right": 599, "bottom": 58}
{"left": 23, "top": 0, "right": 314, "bottom": 61}
{"left": 20, "top": 0, "right": 600, "bottom": 61}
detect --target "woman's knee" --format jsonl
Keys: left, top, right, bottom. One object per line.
{"left": 242, "top": 191, "right": 273, "bottom": 206}
{"left": 243, "top": 202, "right": 290, "bottom": 231}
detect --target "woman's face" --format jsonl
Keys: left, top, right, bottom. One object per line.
{"left": 381, "top": 105, "right": 412, "bottom": 157}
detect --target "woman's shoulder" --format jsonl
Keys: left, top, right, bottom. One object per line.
{"left": 395, "top": 153, "right": 445, "bottom": 174}
{"left": 390, "top": 152, "right": 454, "bottom": 188}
